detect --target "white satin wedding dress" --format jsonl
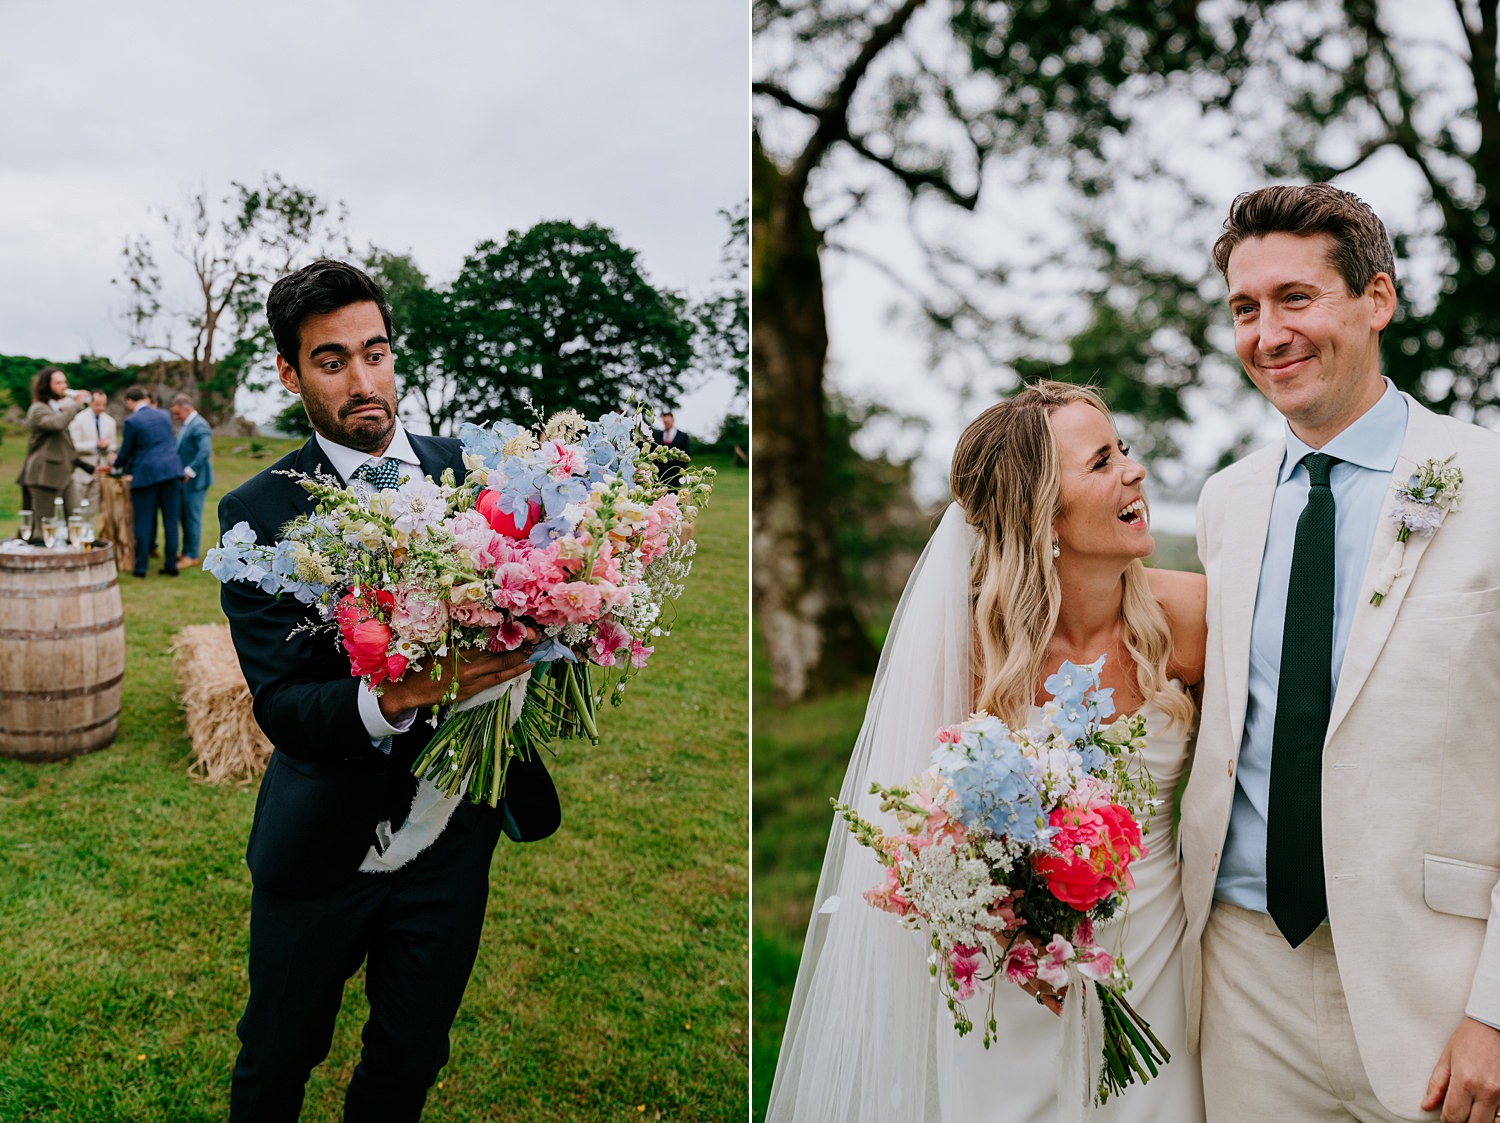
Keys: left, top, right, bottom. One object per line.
{"left": 765, "top": 504, "right": 1206, "bottom": 1123}
{"left": 935, "top": 699, "right": 1204, "bottom": 1121}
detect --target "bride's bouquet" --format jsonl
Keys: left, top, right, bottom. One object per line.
{"left": 206, "top": 408, "right": 711, "bottom": 806}
{"left": 834, "top": 655, "right": 1169, "bottom": 1108}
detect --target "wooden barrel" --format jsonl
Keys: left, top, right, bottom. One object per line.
{"left": 0, "top": 544, "right": 125, "bottom": 760}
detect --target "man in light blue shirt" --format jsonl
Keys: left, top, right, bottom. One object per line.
{"left": 1181, "top": 184, "right": 1500, "bottom": 1122}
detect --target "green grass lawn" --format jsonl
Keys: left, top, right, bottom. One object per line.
{"left": 0, "top": 422, "right": 748, "bottom": 1122}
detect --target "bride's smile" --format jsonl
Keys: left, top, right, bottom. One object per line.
{"left": 1048, "top": 399, "right": 1155, "bottom": 562}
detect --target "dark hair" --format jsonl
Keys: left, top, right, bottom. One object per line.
{"left": 267, "top": 260, "right": 394, "bottom": 369}
{"left": 31, "top": 366, "right": 66, "bottom": 404}
{"left": 1213, "top": 184, "right": 1397, "bottom": 297}
{"left": 124, "top": 385, "right": 148, "bottom": 403}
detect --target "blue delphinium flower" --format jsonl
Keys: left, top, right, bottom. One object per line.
{"left": 936, "top": 718, "right": 1052, "bottom": 845}
{"left": 529, "top": 636, "right": 577, "bottom": 664}
{"left": 1044, "top": 655, "right": 1114, "bottom": 745}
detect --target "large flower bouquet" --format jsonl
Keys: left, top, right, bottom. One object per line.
{"left": 206, "top": 408, "right": 711, "bottom": 806}
{"left": 834, "top": 655, "right": 1169, "bottom": 1108}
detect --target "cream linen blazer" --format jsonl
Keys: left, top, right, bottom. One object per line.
{"left": 1180, "top": 394, "right": 1500, "bottom": 1117}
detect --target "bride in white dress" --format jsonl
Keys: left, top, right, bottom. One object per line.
{"left": 766, "top": 382, "right": 1207, "bottom": 1122}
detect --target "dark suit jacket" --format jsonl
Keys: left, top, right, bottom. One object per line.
{"left": 652, "top": 428, "right": 692, "bottom": 456}
{"left": 115, "top": 405, "right": 184, "bottom": 489}
{"left": 218, "top": 433, "right": 560, "bottom": 898}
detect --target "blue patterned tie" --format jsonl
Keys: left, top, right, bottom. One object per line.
{"left": 353, "top": 457, "right": 404, "bottom": 491}
{"left": 1266, "top": 452, "right": 1340, "bottom": 947}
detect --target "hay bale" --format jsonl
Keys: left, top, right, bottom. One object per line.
{"left": 171, "top": 624, "right": 272, "bottom": 785}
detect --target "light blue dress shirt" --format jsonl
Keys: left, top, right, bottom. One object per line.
{"left": 1214, "top": 381, "right": 1408, "bottom": 912}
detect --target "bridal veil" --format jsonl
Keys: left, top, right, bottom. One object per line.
{"left": 765, "top": 502, "right": 977, "bottom": 1122}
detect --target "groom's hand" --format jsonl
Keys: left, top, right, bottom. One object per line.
{"left": 377, "top": 639, "right": 536, "bottom": 717}
{"left": 1423, "top": 1017, "right": 1500, "bottom": 1122}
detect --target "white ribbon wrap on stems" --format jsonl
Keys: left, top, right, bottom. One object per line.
{"left": 1369, "top": 536, "right": 1409, "bottom": 604}
{"left": 1056, "top": 964, "right": 1105, "bottom": 1122}
{"left": 359, "top": 671, "right": 531, "bottom": 873}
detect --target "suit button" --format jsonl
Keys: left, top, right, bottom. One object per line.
{"left": 1211, "top": 852, "right": 1218, "bottom": 870}
{"left": 1227, "top": 759, "right": 1235, "bottom": 778}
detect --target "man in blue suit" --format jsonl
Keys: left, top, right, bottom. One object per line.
{"left": 113, "top": 386, "right": 184, "bottom": 577}
{"left": 170, "top": 393, "right": 214, "bottom": 566}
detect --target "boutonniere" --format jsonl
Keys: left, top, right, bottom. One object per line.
{"left": 1369, "top": 454, "right": 1464, "bottom": 605}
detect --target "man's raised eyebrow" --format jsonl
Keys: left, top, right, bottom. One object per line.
{"left": 308, "top": 335, "right": 390, "bottom": 359}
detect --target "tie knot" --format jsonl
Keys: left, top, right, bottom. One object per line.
{"left": 353, "top": 457, "right": 404, "bottom": 491}
{"left": 1301, "top": 452, "right": 1338, "bottom": 489}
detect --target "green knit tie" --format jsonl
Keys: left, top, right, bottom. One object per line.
{"left": 1266, "top": 452, "right": 1340, "bottom": 948}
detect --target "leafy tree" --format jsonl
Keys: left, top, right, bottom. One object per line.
{"left": 1251, "top": 0, "right": 1500, "bottom": 423}
{"left": 363, "top": 248, "right": 454, "bottom": 434}
{"left": 441, "top": 221, "right": 694, "bottom": 428}
{"left": 117, "top": 174, "right": 349, "bottom": 426}
{"left": 752, "top": 0, "right": 1265, "bottom": 701}
{"left": 691, "top": 203, "right": 750, "bottom": 399}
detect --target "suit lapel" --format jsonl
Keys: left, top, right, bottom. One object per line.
{"left": 1217, "top": 444, "right": 1281, "bottom": 751}
{"left": 1325, "top": 398, "right": 1450, "bottom": 740}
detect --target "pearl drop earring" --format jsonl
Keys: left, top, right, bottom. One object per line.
{"left": 1051, "top": 540, "right": 1060, "bottom": 558}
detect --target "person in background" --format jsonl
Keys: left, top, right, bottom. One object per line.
{"left": 652, "top": 409, "right": 691, "bottom": 486}
{"left": 67, "top": 389, "right": 117, "bottom": 514}
{"left": 113, "top": 385, "right": 183, "bottom": 578}
{"left": 170, "top": 393, "right": 213, "bottom": 567}
{"left": 17, "top": 366, "right": 90, "bottom": 535}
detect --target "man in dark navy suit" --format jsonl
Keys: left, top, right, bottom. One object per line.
{"left": 651, "top": 409, "right": 691, "bottom": 487}
{"left": 113, "top": 385, "right": 184, "bottom": 577}
{"left": 219, "top": 261, "right": 559, "bottom": 1122}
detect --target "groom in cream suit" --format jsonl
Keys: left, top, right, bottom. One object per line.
{"left": 1182, "top": 184, "right": 1500, "bottom": 1122}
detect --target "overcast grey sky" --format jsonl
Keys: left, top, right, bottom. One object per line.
{"left": 1, "top": 0, "right": 747, "bottom": 431}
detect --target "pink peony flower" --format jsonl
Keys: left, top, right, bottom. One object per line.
{"left": 1031, "top": 803, "right": 1143, "bottom": 911}
{"left": 448, "top": 509, "right": 505, "bottom": 569}
{"left": 335, "top": 590, "right": 407, "bottom": 685}
{"left": 452, "top": 602, "right": 508, "bottom": 628}
{"left": 391, "top": 586, "right": 449, "bottom": 646}
{"left": 544, "top": 581, "right": 605, "bottom": 625}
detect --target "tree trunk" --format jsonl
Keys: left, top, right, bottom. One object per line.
{"left": 751, "top": 140, "right": 880, "bottom": 703}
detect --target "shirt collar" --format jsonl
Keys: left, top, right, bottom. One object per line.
{"left": 315, "top": 419, "right": 420, "bottom": 485}
{"left": 1277, "top": 378, "right": 1407, "bottom": 484}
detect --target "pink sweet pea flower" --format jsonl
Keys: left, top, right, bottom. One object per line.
{"left": 1002, "top": 940, "right": 1038, "bottom": 984}
{"left": 488, "top": 618, "right": 529, "bottom": 652}
{"left": 541, "top": 440, "right": 584, "bottom": 479}
{"left": 1075, "top": 944, "right": 1114, "bottom": 982}
{"left": 588, "top": 619, "right": 632, "bottom": 666}
{"left": 1035, "top": 936, "right": 1074, "bottom": 989}
{"left": 629, "top": 640, "right": 654, "bottom": 669}
{"left": 949, "top": 945, "right": 983, "bottom": 1001}
{"left": 862, "top": 863, "right": 910, "bottom": 917}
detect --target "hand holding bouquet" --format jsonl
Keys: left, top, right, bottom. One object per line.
{"left": 207, "top": 408, "right": 712, "bottom": 806}
{"left": 834, "top": 655, "right": 1168, "bottom": 1108}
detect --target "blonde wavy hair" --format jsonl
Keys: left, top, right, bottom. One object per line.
{"left": 949, "top": 380, "right": 1193, "bottom": 730}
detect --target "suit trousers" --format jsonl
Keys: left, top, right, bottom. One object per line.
{"left": 179, "top": 483, "right": 208, "bottom": 557}
{"left": 1200, "top": 901, "right": 1429, "bottom": 1122}
{"left": 229, "top": 804, "right": 504, "bottom": 1123}
{"left": 130, "top": 478, "right": 178, "bottom": 574}
{"left": 66, "top": 467, "right": 101, "bottom": 517}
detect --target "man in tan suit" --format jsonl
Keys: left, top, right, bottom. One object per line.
{"left": 1182, "top": 184, "right": 1500, "bottom": 1121}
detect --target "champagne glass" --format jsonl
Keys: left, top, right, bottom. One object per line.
{"left": 68, "top": 515, "right": 84, "bottom": 547}
{"left": 41, "top": 520, "right": 56, "bottom": 549}
{"left": 17, "top": 510, "right": 32, "bottom": 544}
